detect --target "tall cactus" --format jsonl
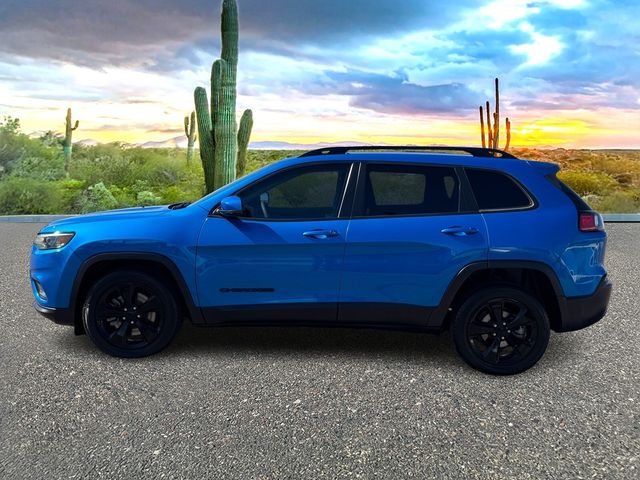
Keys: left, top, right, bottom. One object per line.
{"left": 63, "top": 108, "right": 79, "bottom": 165}
{"left": 478, "top": 78, "right": 512, "bottom": 152}
{"left": 194, "top": 0, "right": 253, "bottom": 193}
{"left": 184, "top": 111, "right": 197, "bottom": 164}
{"left": 237, "top": 109, "right": 253, "bottom": 177}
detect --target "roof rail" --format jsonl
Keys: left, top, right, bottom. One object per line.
{"left": 298, "top": 145, "right": 517, "bottom": 159}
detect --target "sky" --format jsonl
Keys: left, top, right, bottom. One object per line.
{"left": 0, "top": 0, "right": 638, "bottom": 148}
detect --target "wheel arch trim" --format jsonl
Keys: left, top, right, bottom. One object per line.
{"left": 428, "top": 260, "right": 567, "bottom": 328}
{"left": 69, "top": 252, "right": 205, "bottom": 333}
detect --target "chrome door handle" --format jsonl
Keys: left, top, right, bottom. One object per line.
{"left": 303, "top": 229, "right": 339, "bottom": 239}
{"left": 441, "top": 226, "right": 479, "bottom": 236}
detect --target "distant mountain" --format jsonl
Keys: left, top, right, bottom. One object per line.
{"left": 249, "top": 140, "right": 377, "bottom": 150}
{"left": 76, "top": 138, "right": 99, "bottom": 146}
{"left": 139, "top": 135, "right": 188, "bottom": 149}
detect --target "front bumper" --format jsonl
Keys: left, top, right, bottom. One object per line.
{"left": 33, "top": 302, "right": 74, "bottom": 326}
{"left": 557, "top": 277, "right": 612, "bottom": 332}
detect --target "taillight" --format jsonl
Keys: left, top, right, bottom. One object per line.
{"left": 579, "top": 211, "right": 604, "bottom": 232}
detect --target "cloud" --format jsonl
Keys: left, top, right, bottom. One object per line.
{"left": 307, "top": 69, "right": 480, "bottom": 116}
{"left": 0, "top": 0, "right": 477, "bottom": 68}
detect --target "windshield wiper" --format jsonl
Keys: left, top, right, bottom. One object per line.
{"left": 168, "top": 202, "right": 191, "bottom": 210}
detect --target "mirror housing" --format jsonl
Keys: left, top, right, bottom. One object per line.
{"left": 218, "top": 196, "right": 243, "bottom": 217}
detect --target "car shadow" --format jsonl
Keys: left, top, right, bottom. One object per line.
{"left": 165, "top": 321, "right": 461, "bottom": 365}
{"left": 52, "top": 320, "right": 582, "bottom": 371}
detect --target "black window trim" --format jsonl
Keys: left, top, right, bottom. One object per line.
{"left": 350, "top": 161, "right": 479, "bottom": 219}
{"left": 462, "top": 167, "right": 538, "bottom": 213}
{"left": 209, "top": 161, "right": 357, "bottom": 222}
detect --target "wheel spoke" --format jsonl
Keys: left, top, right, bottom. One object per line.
{"left": 108, "top": 320, "right": 129, "bottom": 347}
{"left": 95, "top": 303, "right": 123, "bottom": 320}
{"left": 467, "top": 321, "right": 495, "bottom": 337}
{"left": 136, "top": 295, "right": 161, "bottom": 315}
{"left": 490, "top": 302, "right": 504, "bottom": 323}
{"left": 135, "top": 319, "right": 159, "bottom": 342}
{"left": 481, "top": 337, "right": 501, "bottom": 364}
{"left": 507, "top": 305, "right": 530, "bottom": 329}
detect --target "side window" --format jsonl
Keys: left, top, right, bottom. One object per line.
{"left": 362, "top": 164, "right": 460, "bottom": 216}
{"left": 237, "top": 163, "right": 351, "bottom": 220}
{"left": 466, "top": 168, "right": 532, "bottom": 211}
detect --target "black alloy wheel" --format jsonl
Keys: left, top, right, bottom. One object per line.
{"left": 452, "top": 287, "right": 550, "bottom": 375}
{"left": 82, "top": 271, "right": 181, "bottom": 358}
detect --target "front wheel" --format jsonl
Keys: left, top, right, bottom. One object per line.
{"left": 82, "top": 271, "right": 182, "bottom": 358}
{"left": 451, "top": 287, "right": 550, "bottom": 375}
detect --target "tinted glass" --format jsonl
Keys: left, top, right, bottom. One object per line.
{"left": 466, "top": 168, "right": 532, "bottom": 210}
{"left": 362, "top": 164, "right": 460, "bottom": 216}
{"left": 237, "top": 163, "right": 350, "bottom": 219}
{"left": 546, "top": 174, "right": 591, "bottom": 210}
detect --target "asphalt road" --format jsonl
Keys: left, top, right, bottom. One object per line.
{"left": 0, "top": 223, "right": 638, "bottom": 479}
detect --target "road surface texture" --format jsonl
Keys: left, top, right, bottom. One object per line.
{"left": 0, "top": 223, "right": 638, "bottom": 479}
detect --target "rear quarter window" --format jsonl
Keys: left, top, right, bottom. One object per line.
{"left": 465, "top": 168, "right": 533, "bottom": 211}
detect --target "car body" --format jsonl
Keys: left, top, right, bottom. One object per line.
{"left": 31, "top": 146, "right": 612, "bottom": 374}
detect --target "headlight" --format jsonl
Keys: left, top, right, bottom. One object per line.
{"left": 34, "top": 232, "right": 75, "bottom": 250}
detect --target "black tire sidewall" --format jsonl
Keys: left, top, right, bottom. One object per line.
{"left": 82, "top": 271, "right": 181, "bottom": 358}
{"left": 452, "top": 287, "right": 550, "bottom": 375}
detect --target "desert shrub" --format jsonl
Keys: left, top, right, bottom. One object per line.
{"left": 69, "top": 144, "right": 136, "bottom": 186}
{"left": 78, "top": 182, "right": 118, "bottom": 213}
{"left": 137, "top": 190, "right": 161, "bottom": 206}
{"left": 10, "top": 153, "right": 66, "bottom": 181}
{"left": 558, "top": 170, "right": 618, "bottom": 196}
{"left": 591, "top": 191, "right": 640, "bottom": 213}
{"left": 0, "top": 177, "right": 62, "bottom": 214}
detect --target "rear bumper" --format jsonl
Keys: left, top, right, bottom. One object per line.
{"left": 33, "top": 302, "right": 74, "bottom": 326}
{"left": 557, "top": 277, "right": 612, "bottom": 332}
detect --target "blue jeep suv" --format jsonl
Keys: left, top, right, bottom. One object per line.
{"left": 31, "top": 146, "right": 612, "bottom": 374}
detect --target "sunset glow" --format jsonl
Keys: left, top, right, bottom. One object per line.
{"left": 0, "top": 0, "right": 638, "bottom": 148}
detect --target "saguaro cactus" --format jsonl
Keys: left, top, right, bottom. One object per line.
{"left": 184, "top": 112, "right": 197, "bottom": 164}
{"left": 194, "top": 0, "right": 253, "bottom": 193}
{"left": 63, "top": 108, "right": 79, "bottom": 165}
{"left": 478, "top": 78, "right": 512, "bottom": 152}
{"left": 236, "top": 109, "right": 253, "bottom": 177}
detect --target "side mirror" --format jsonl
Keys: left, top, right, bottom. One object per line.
{"left": 218, "top": 196, "right": 243, "bottom": 218}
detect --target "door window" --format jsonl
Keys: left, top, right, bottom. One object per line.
{"left": 236, "top": 163, "right": 351, "bottom": 220}
{"left": 359, "top": 164, "right": 460, "bottom": 216}
{"left": 465, "top": 168, "right": 533, "bottom": 211}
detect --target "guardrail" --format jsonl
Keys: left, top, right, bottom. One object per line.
{"left": 1, "top": 214, "right": 640, "bottom": 223}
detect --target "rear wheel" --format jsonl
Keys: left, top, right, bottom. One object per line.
{"left": 451, "top": 287, "right": 550, "bottom": 375}
{"left": 82, "top": 271, "right": 181, "bottom": 358}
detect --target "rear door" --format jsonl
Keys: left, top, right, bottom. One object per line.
{"left": 338, "top": 161, "right": 488, "bottom": 325}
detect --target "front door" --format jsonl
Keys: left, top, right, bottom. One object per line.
{"left": 196, "top": 162, "right": 355, "bottom": 323}
{"left": 339, "top": 162, "right": 488, "bottom": 325}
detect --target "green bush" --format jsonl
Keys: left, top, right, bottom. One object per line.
{"left": 591, "top": 191, "right": 640, "bottom": 214}
{"left": 0, "top": 177, "right": 62, "bottom": 214}
{"left": 137, "top": 190, "right": 161, "bottom": 206}
{"left": 558, "top": 170, "right": 618, "bottom": 196}
{"left": 78, "top": 182, "right": 118, "bottom": 213}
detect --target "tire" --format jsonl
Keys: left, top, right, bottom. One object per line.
{"left": 451, "top": 287, "right": 550, "bottom": 375}
{"left": 82, "top": 271, "right": 182, "bottom": 358}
